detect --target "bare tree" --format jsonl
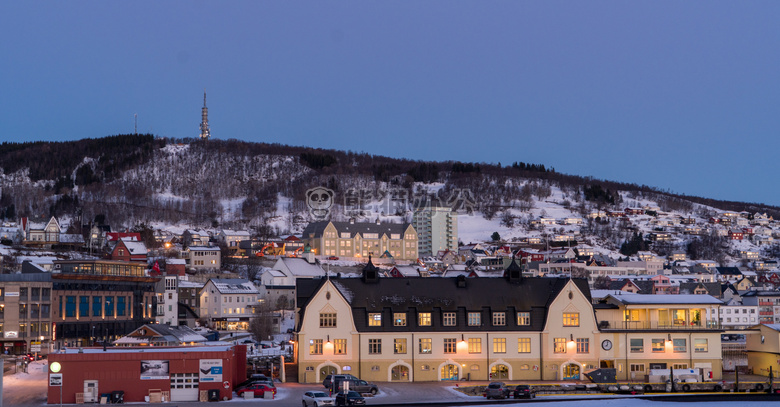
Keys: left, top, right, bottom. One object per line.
{"left": 248, "top": 301, "right": 275, "bottom": 342}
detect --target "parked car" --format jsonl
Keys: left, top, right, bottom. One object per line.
{"left": 303, "top": 390, "right": 335, "bottom": 407}
{"left": 335, "top": 391, "right": 365, "bottom": 406}
{"left": 327, "top": 256, "right": 340, "bottom": 260}
{"left": 484, "top": 382, "right": 510, "bottom": 399}
{"left": 235, "top": 378, "right": 274, "bottom": 393}
{"left": 341, "top": 379, "right": 378, "bottom": 395}
{"left": 236, "top": 383, "right": 276, "bottom": 398}
{"left": 323, "top": 374, "right": 358, "bottom": 389}
{"left": 513, "top": 385, "right": 536, "bottom": 399}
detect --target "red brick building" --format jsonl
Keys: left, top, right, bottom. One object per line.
{"left": 47, "top": 345, "right": 246, "bottom": 403}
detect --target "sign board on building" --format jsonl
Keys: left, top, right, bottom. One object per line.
{"left": 4, "top": 331, "right": 18, "bottom": 339}
{"left": 31, "top": 344, "right": 42, "bottom": 352}
{"left": 199, "top": 359, "right": 223, "bottom": 382}
{"left": 140, "top": 360, "right": 170, "bottom": 380}
{"left": 50, "top": 373, "right": 63, "bottom": 386}
{"left": 5, "top": 291, "right": 19, "bottom": 297}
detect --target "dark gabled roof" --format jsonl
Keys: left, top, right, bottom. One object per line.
{"left": 679, "top": 282, "right": 722, "bottom": 296}
{"left": 297, "top": 276, "right": 591, "bottom": 333}
{"left": 716, "top": 267, "right": 742, "bottom": 275}
{"left": 607, "top": 279, "right": 654, "bottom": 294}
{"left": 302, "top": 221, "right": 413, "bottom": 238}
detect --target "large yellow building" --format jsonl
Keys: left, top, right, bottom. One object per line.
{"left": 294, "top": 260, "right": 724, "bottom": 383}
{"left": 302, "top": 220, "right": 417, "bottom": 260}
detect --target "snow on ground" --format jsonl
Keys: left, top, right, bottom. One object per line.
{"left": 458, "top": 212, "right": 511, "bottom": 244}
{"left": 153, "top": 191, "right": 190, "bottom": 202}
{"left": 221, "top": 197, "right": 247, "bottom": 221}
{"left": 478, "top": 399, "right": 768, "bottom": 407}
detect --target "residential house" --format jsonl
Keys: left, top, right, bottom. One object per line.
{"left": 218, "top": 229, "right": 251, "bottom": 253}
{"left": 436, "top": 250, "right": 459, "bottom": 268}
{"left": 182, "top": 229, "right": 211, "bottom": 248}
{"left": 728, "top": 230, "right": 744, "bottom": 241}
{"left": 264, "top": 257, "right": 326, "bottom": 309}
{"left": 650, "top": 275, "right": 678, "bottom": 294}
{"left": 199, "top": 278, "right": 260, "bottom": 331}
{"left": 715, "top": 267, "right": 743, "bottom": 283}
{"left": 741, "top": 291, "right": 780, "bottom": 324}
{"left": 718, "top": 301, "right": 758, "bottom": 330}
{"left": 109, "top": 237, "right": 148, "bottom": 262}
{"left": 739, "top": 250, "right": 759, "bottom": 260}
{"left": 182, "top": 246, "right": 221, "bottom": 272}
{"left": 20, "top": 216, "right": 61, "bottom": 247}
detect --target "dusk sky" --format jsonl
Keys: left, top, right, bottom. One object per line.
{"left": 3, "top": 2, "right": 780, "bottom": 206}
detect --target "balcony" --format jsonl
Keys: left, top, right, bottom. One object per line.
{"left": 598, "top": 320, "right": 722, "bottom": 331}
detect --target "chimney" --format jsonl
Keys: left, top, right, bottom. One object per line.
{"left": 456, "top": 274, "right": 467, "bottom": 288}
{"left": 362, "top": 255, "right": 379, "bottom": 283}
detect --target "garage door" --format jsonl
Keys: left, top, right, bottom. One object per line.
{"left": 170, "top": 373, "right": 199, "bottom": 401}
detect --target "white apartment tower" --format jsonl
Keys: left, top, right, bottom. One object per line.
{"left": 412, "top": 196, "right": 458, "bottom": 257}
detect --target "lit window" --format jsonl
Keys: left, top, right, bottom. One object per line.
{"left": 394, "top": 313, "right": 406, "bottom": 326}
{"left": 554, "top": 338, "right": 567, "bottom": 353}
{"left": 418, "top": 312, "right": 431, "bottom": 326}
{"left": 518, "top": 338, "right": 531, "bottom": 353}
{"left": 493, "top": 338, "right": 506, "bottom": 353}
{"left": 419, "top": 338, "right": 432, "bottom": 354}
{"left": 394, "top": 338, "right": 407, "bottom": 354}
{"left": 517, "top": 312, "right": 530, "bottom": 326}
{"left": 563, "top": 312, "right": 579, "bottom": 327}
{"left": 334, "top": 339, "right": 347, "bottom": 355}
{"left": 694, "top": 338, "right": 708, "bottom": 352}
{"left": 468, "top": 338, "right": 481, "bottom": 353}
{"left": 368, "top": 313, "right": 382, "bottom": 326}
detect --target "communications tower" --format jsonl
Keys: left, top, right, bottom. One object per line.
{"left": 199, "top": 90, "right": 210, "bottom": 140}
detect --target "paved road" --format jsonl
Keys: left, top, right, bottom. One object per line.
{"left": 5, "top": 364, "right": 778, "bottom": 407}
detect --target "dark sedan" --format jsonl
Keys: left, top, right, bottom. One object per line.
{"left": 513, "top": 385, "right": 536, "bottom": 399}
{"left": 335, "top": 391, "right": 365, "bottom": 406}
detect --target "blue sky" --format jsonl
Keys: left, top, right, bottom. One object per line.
{"left": 3, "top": 2, "right": 780, "bottom": 205}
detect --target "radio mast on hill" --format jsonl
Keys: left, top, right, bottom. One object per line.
{"left": 199, "top": 90, "right": 211, "bottom": 140}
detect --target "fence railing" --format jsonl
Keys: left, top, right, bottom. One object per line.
{"left": 598, "top": 320, "right": 721, "bottom": 330}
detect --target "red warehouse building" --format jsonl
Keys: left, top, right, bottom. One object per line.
{"left": 47, "top": 345, "right": 246, "bottom": 403}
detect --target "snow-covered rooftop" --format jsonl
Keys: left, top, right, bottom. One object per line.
{"left": 607, "top": 292, "right": 723, "bottom": 305}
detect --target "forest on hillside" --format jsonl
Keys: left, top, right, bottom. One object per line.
{"left": 0, "top": 135, "right": 777, "bottom": 234}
